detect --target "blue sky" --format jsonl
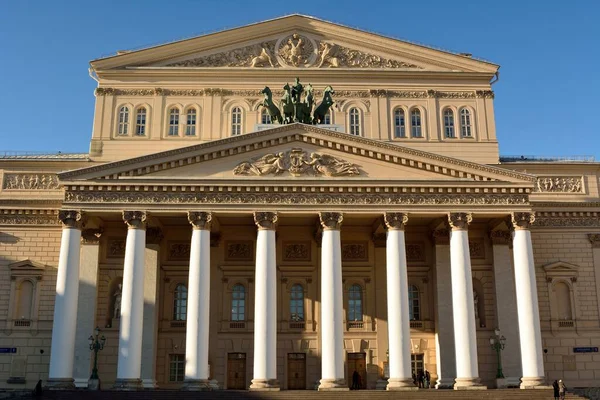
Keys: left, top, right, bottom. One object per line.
{"left": 1, "top": 0, "right": 598, "bottom": 160}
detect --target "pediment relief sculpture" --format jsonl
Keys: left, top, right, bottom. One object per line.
{"left": 165, "top": 32, "right": 422, "bottom": 69}
{"left": 233, "top": 148, "right": 360, "bottom": 177}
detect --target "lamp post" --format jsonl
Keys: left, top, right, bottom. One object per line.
{"left": 88, "top": 326, "right": 106, "bottom": 390}
{"left": 489, "top": 328, "right": 506, "bottom": 379}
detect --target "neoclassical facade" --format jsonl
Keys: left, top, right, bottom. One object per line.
{"left": 1, "top": 14, "right": 599, "bottom": 391}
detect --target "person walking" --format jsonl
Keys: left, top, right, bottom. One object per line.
{"left": 552, "top": 380, "right": 559, "bottom": 400}
{"left": 352, "top": 370, "right": 360, "bottom": 390}
{"left": 558, "top": 379, "right": 567, "bottom": 400}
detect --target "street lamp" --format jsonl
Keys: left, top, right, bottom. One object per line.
{"left": 489, "top": 328, "right": 506, "bottom": 379}
{"left": 88, "top": 326, "right": 106, "bottom": 389}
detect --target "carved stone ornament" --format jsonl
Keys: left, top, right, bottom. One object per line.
{"left": 319, "top": 212, "right": 343, "bottom": 230}
{"left": 511, "top": 212, "right": 535, "bottom": 230}
{"left": 431, "top": 229, "right": 450, "bottom": 245}
{"left": 283, "top": 242, "right": 311, "bottom": 261}
{"left": 277, "top": 34, "right": 314, "bottom": 67}
{"left": 317, "top": 42, "right": 421, "bottom": 69}
{"left": 384, "top": 212, "right": 409, "bottom": 230}
{"left": 169, "top": 242, "right": 191, "bottom": 259}
{"left": 341, "top": 242, "right": 368, "bottom": 261}
{"left": 0, "top": 210, "right": 61, "bottom": 226}
{"left": 166, "top": 41, "right": 278, "bottom": 68}
{"left": 58, "top": 210, "right": 83, "bottom": 229}
{"left": 254, "top": 211, "right": 278, "bottom": 230}
{"left": 225, "top": 241, "right": 254, "bottom": 261}
{"left": 534, "top": 212, "right": 600, "bottom": 228}
{"left": 122, "top": 211, "right": 147, "bottom": 229}
{"left": 535, "top": 176, "right": 583, "bottom": 193}
{"left": 588, "top": 234, "right": 600, "bottom": 248}
{"left": 490, "top": 230, "right": 511, "bottom": 245}
{"left": 233, "top": 149, "right": 360, "bottom": 177}
{"left": 406, "top": 243, "right": 425, "bottom": 262}
{"left": 188, "top": 211, "right": 212, "bottom": 230}
{"left": 448, "top": 212, "right": 472, "bottom": 230}
{"left": 81, "top": 228, "right": 102, "bottom": 244}
{"left": 107, "top": 239, "right": 126, "bottom": 258}
{"left": 468, "top": 238, "right": 485, "bottom": 259}
{"left": 2, "top": 174, "right": 61, "bottom": 190}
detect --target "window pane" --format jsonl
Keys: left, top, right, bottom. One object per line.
{"left": 408, "top": 285, "right": 420, "bottom": 320}
{"left": 324, "top": 110, "right": 331, "bottom": 124}
{"left": 349, "top": 108, "right": 360, "bottom": 136}
{"left": 261, "top": 109, "right": 272, "bottom": 124}
{"left": 169, "top": 108, "right": 179, "bottom": 136}
{"left": 186, "top": 109, "right": 196, "bottom": 136}
{"left": 290, "top": 284, "right": 304, "bottom": 321}
{"left": 411, "top": 109, "right": 422, "bottom": 138}
{"left": 231, "top": 284, "right": 246, "bottom": 321}
{"left": 232, "top": 107, "right": 242, "bottom": 135}
{"left": 118, "top": 106, "right": 129, "bottom": 135}
{"left": 460, "top": 108, "right": 472, "bottom": 137}
{"left": 394, "top": 108, "right": 406, "bottom": 138}
{"left": 135, "top": 107, "right": 146, "bottom": 136}
{"left": 173, "top": 284, "right": 187, "bottom": 321}
{"left": 348, "top": 284, "right": 363, "bottom": 321}
{"left": 444, "top": 109, "right": 455, "bottom": 138}
{"left": 169, "top": 354, "right": 185, "bottom": 382}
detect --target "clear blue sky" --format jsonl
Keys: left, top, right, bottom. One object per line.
{"left": 1, "top": 0, "right": 598, "bottom": 160}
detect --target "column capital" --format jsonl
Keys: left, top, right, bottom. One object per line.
{"left": 490, "top": 229, "right": 511, "bottom": 245}
{"left": 254, "top": 212, "right": 278, "bottom": 230}
{"left": 431, "top": 228, "right": 450, "bottom": 245}
{"left": 122, "top": 211, "right": 147, "bottom": 230}
{"left": 588, "top": 233, "right": 600, "bottom": 248}
{"left": 319, "top": 212, "right": 343, "bottom": 230}
{"left": 448, "top": 212, "right": 472, "bottom": 231}
{"left": 188, "top": 211, "right": 212, "bottom": 230}
{"left": 58, "top": 210, "right": 83, "bottom": 229}
{"left": 384, "top": 212, "right": 409, "bottom": 231}
{"left": 511, "top": 212, "right": 535, "bottom": 230}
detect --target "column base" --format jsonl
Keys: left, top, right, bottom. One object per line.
{"left": 375, "top": 379, "right": 388, "bottom": 390}
{"left": 520, "top": 377, "right": 548, "bottom": 389}
{"left": 454, "top": 377, "right": 487, "bottom": 390}
{"left": 318, "top": 378, "right": 349, "bottom": 391}
{"left": 113, "top": 378, "right": 143, "bottom": 390}
{"left": 182, "top": 379, "right": 217, "bottom": 391}
{"left": 435, "top": 378, "right": 455, "bottom": 389}
{"left": 249, "top": 379, "right": 280, "bottom": 391}
{"left": 88, "top": 378, "right": 101, "bottom": 391}
{"left": 142, "top": 378, "right": 158, "bottom": 389}
{"left": 496, "top": 377, "right": 521, "bottom": 388}
{"left": 45, "top": 378, "right": 75, "bottom": 390}
{"left": 387, "top": 377, "right": 419, "bottom": 391}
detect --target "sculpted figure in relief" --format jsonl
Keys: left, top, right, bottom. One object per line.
{"left": 308, "top": 153, "right": 360, "bottom": 177}
{"left": 317, "top": 42, "right": 339, "bottom": 68}
{"left": 113, "top": 284, "right": 122, "bottom": 319}
{"left": 250, "top": 47, "right": 275, "bottom": 68}
{"left": 233, "top": 152, "right": 286, "bottom": 176}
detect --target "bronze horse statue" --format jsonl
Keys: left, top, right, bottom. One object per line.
{"left": 313, "top": 86, "right": 334, "bottom": 124}
{"left": 280, "top": 83, "right": 295, "bottom": 124}
{"left": 260, "top": 87, "right": 283, "bottom": 124}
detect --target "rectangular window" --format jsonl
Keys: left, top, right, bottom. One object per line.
{"left": 169, "top": 354, "right": 185, "bottom": 382}
{"left": 186, "top": 110, "right": 196, "bottom": 136}
{"left": 169, "top": 109, "right": 179, "bottom": 136}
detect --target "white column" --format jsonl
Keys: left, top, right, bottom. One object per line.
{"left": 114, "top": 211, "right": 147, "bottom": 390}
{"left": 318, "top": 212, "right": 348, "bottom": 391}
{"left": 250, "top": 212, "right": 279, "bottom": 391}
{"left": 511, "top": 212, "right": 546, "bottom": 389}
{"left": 141, "top": 237, "right": 160, "bottom": 388}
{"left": 384, "top": 213, "right": 417, "bottom": 391}
{"left": 491, "top": 229, "right": 522, "bottom": 388}
{"left": 183, "top": 212, "right": 215, "bottom": 390}
{"left": 448, "top": 213, "right": 485, "bottom": 390}
{"left": 47, "top": 211, "right": 83, "bottom": 389}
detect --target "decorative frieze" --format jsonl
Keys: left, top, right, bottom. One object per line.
{"left": 341, "top": 242, "right": 368, "bottom": 262}
{"left": 168, "top": 242, "right": 191, "bottom": 260}
{"left": 0, "top": 210, "right": 60, "bottom": 226}
{"left": 225, "top": 241, "right": 254, "bottom": 261}
{"left": 107, "top": 239, "right": 126, "bottom": 258}
{"left": 282, "top": 242, "right": 311, "bottom": 261}
{"left": 254, "top": 211, "right": 278, "bottom": 230}
{"left": 535, "top": 176, "right": 583, "bottom": 193}
{"left": 167, "top": 40, "right": 278, "bottom": 68}
{"left": 448, "top": 212, "right": 472, "bottom": 230}
{"left": 534, "top": 212, "right": 600, "bottom": 228}
{"left": 511, "top": 212, "right": 535, "bottom": 230}
{"left": 468, "top": 238, "right": 485, "bottom": 259}
{"left": 319, "top": 212, "right": 343, "bottom": 230}
{"left": 406, "top": 242, "right": 425, "bottom": 262}
{"left": 384, "top": 212, "right": 409, "bottom": 230}
{"left": 188, "top": 211, "right": 212, "bottom": 230}
{"left": 122, "top": 211, "right": 147, "bottom": 229}
{"left": 58, "top": 210, "right": 83, "bottom": 229}
{"left": 2, "top": 174, "right": 61, "bottom": 190}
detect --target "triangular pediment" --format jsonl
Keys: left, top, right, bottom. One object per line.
{"left": 91, "top": 15, "right": 498, "bottom": 74}
{"left": 59, "top": 124, "right": 534, "bottom": 186}
{"left": 9, "top": 259, "right": 46, "bottom": 275}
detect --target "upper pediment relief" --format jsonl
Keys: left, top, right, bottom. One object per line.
{"left": 163, "top": 32, "right": 423, "bottom": 70}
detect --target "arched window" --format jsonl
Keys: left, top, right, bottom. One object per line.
{"left": 444, "top": 109, "right": 455, "bottom": 138}
{"left": 231, "top": 107, "right": 242, "bottom": 135}
{"left": 135, "top": 107, "right": 146, "bottom": 136}
{"left": 408, "top": 285, "right": 420, "bottom": 321}
{"left": 185, "top": 108, "right": 197, "bottom": 136}
{"left": 394, "top": 108, "right": 406, "bottom": 138}
{"left": 323, "top": 109, "right": 332, "bottom": 125}
{"left": 231, "top": 284, "right": 246, "bottom": 321}
{"left": 555, "top": 282, "right": 573, "bottom": 320}
{"left": 168, "top": 108, "right": 180, "bottom": 136}
{"left": 15, "top": 280, "right": 33, "bottom": 320}
{"left": 349, "top": 108, "right": 360, "bottom": 136}
{"left": 173, "top": 284, "right": 187, "bottom": 321}
{"left": 261, "top": 109, "right": 272, "bottom": 124}
{"left": 348, "top": 284, "right": 363, "bottom": 321}
{"left": 290, "top": 284, "right": 304, "bottom": 321}
{"left": 460, "top": 108, "right": 472, "bottom": 137}
{"left": 410, "top": 109, "right": 422, "bottom": 138}
{"left": 118, "top": 106, "right": 129, "bottom": 135}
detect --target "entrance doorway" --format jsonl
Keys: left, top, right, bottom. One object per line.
{"left": 411, "top": 353, "right": 424, "bottom": 386}
{"left": 227, "top": 353, "right": 246, "bottom": 389}
{"left": 347, "top": 352, "right": 366, "bottom": 389}
{"left": 287, "top": 353, "right": 306, "bottom": 389}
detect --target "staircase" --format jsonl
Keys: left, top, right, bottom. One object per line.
{"left": 30, "top": 389, "right": 586, "bottom": 400}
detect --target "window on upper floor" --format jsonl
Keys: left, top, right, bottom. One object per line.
{"left": 349, "top": 108, "right": 360, "bottom": 136}
{"left": 135, "top": 107, "right": 147, "bottom": 136}
{"left": 323, "top": 109, "right": 332, "bottom": 125}
{"left": 173, "top": 284, "right": 187, "bottom": 321}
{"left": 394, "top": 108, "right": 406, "bottom": 138}
{"left": 408, "top": 285, "right": 420, "bottom": 321}
{"left": 232, "top": 107, "right": 242, "bottom": 135}
{"left": 118, "top": 106, "right": 129, "bottom": 136}
{"left": 261, "top": 109, "right": 272, "bottom": 124}
{"left": 290, "top": 284, "right": 304, "bottom": 322}
{"left": 443, "top": 109, "right": 455, "bottom": 138}
{"left": 168, "top": 108, "right": 180, "bottom": 136}
{"left": 231, "top": 284, "right": 246, "bottom": 321}
{"left": 410, "top": 109, "right": 422, "bottom": 138}
{"left": 460, "top": 108, "right": 472, "bottom": 137}
{"left": 185, "top": 109, "right": 197, "bottom": 136}
{"left": 347, "top": 284, "right": 363, "bottom": 322}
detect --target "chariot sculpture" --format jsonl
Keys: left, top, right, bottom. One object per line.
{"left": 259, "top": 78, "right": 334, "bottom": 125}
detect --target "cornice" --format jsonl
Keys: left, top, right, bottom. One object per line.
{"left": 533, "top": 211, "right": 600, "bottom": 228}
{"left": 0, "top": 209, "right": 61, "bottom": 226}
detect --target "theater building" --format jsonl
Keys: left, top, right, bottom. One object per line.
{"left": 0, "top": 14, "right": 599, "bottom": 391}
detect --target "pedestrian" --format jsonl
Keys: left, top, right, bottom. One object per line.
{"left": 558, "top": 379, "right": 567, "bottom": 400}
{"left": 552, "top": 380, "right": 559, "bottom": 400}
{"left": 352, "top": 370, "right": 359, "bottom": 390}
{"left": 417, "top": 370, "right": 424, "bottom": 388}
{"left": 32, "top": 380, "right": 43, "bottom": 397}
{"left": 425, "top": 370, "right": 430, "bottom": 389}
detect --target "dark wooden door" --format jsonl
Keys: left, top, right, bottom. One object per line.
{"left": 347, "top": 352, "right": 367, "bottom": 389}
{"left": 287, "top": 353, "right": 306, "bottom": 389}
{"left": 227, "top": 353, "right": 246, "bottom": 389}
